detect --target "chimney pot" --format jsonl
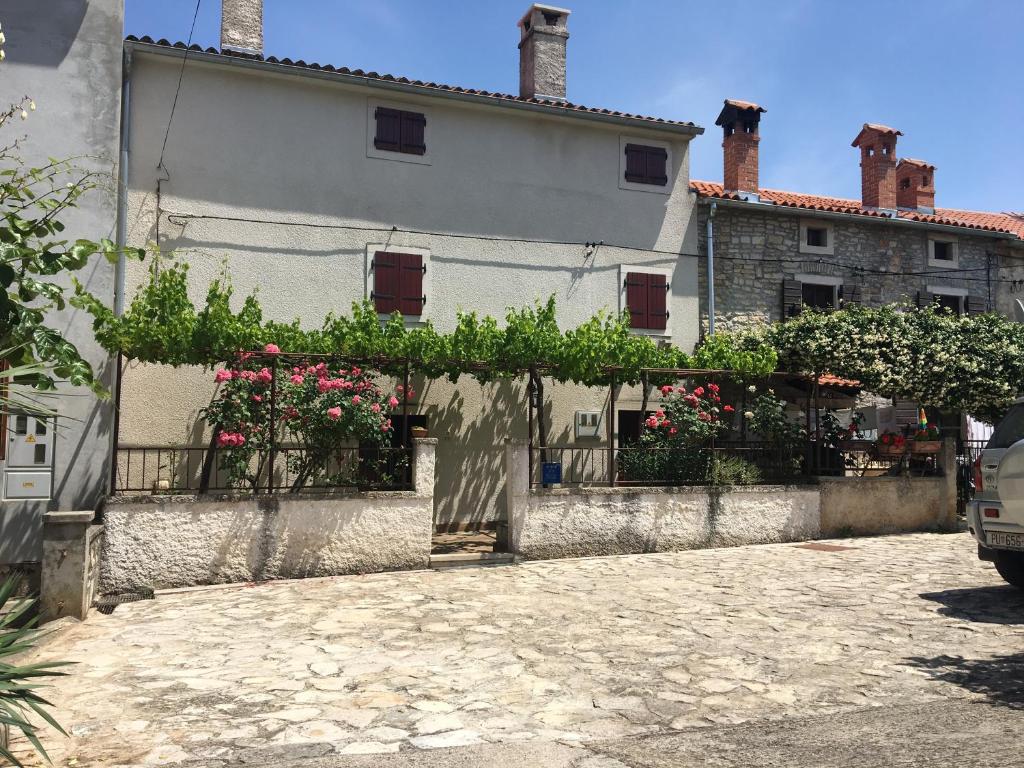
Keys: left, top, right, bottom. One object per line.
{"left": 716, "top": 99, "right": 766, "bottom": 196}
{"left": 896, "top": 158, "right": 936, "bottom": 212}
{"left": 518, "top": 4, "right": 571, "bottom": 101}
{"left": 221, "top": 0, "right": 263, "bottom": 57}
{"left": 851, "top": 123, "right": 902, "bottom": 211}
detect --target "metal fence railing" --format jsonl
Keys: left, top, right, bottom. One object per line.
{"left": 114, "top": 444, "right": 414, "bottom": 495}
{"left": 529, "top": 439, "right": 943, "bottom": 488}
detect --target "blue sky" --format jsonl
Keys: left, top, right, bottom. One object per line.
{"left": 126, "top": 0, "right": 1024, "bottom": 213}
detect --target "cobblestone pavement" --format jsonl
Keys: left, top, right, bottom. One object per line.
{"left": 15, "top": 533, "right": 1024, "bottom": 766}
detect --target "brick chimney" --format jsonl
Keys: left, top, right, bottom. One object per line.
{"left": 851, "top": 123, "right": 902, "bottom": 211}
{"left": 221, "top": 0, "right": 263, "bottom": 57}
{"left": 518, "top": 4, "right": 570, "bottom": 101}
{"left": 896, "top": 158, "right": 936, "bottom": 212}
{"left": 716, "top": 99, "right": 766, "bottom": 197}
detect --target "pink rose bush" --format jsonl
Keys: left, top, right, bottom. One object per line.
{"left": 617, "top": 380, "right": 735, "bottom": 485}
{"left": 201, "top": 348, "right": 409, "bottom": 490}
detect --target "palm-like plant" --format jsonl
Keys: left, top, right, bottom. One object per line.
{"left": 0, "top": 575, "right": 69, "bottom": 766}
{"left": 0, "top": 349, "right": 60, "bottom": 422}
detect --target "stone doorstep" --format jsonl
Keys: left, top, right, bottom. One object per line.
{"left": 429, "top": 552, "right": 515, "bottom": 570}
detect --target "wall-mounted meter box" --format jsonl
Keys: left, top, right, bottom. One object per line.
{"left": 3, "top": 413, "right": 55, "bottom": 500}
{"left": 575, "top": 410, "right": 602, "bottom": 439}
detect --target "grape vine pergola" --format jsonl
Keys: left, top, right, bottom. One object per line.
{"left": 162, "top": 349, "right": 828, "bottom": 496}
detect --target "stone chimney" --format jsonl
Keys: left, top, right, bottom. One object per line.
{"left": 518, "top": 4, "right": 571, "bottom": 101}
{"left": 896, "top": 158, "right": 936, "bottom": 212}
{"left": 716, "top": 99, "right": 766, "bottom": 197}
{"left": 221, "top": 0, "right": 263, "bottom": 57}
{"left": 851, "top": 123, "right": 902, "bottom": 211}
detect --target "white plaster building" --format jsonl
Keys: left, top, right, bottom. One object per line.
{"left": 115, "top": 2, "right": 706, "bottom": 529}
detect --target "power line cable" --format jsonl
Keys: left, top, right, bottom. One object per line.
{"left": 157, "top": 0, "right": 202, "bottom": 173}
{"left": 162, "top": 209, "right": 1011, "bottom": 282}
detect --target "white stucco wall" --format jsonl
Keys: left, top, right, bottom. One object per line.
{"left": 117, "top": 47, "right": 703, "bottom": 526}
{"left": 100, "top": 439, "right": 436, "bottom": 591}
{"left": 505, "top": 441, "right": 953, "bottom": 560}
{"left": 509, "top": 485, "right": 821, "bottom": 561}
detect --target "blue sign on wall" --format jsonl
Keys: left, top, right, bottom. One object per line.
{"left": 541, "top": 462, "right": 562, "bottom": 485}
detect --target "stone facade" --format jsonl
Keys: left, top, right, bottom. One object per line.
{"left": 697, "top": 203, "right": 999, "bottom": 332}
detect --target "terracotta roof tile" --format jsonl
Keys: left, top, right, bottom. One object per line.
{"left": 723, "top": 99, "right": 765, "bottom": 112}
{"left": 691, "top": 180, "right": 1024, "bottom": 239}
{"left": 818, "top": 374, "right": 861, "bottom": 389}
{"left": 898, "top": 157, "right": 935, "bottom": 170}
{"left": 124, "top": 36, "right": 700, "bottom": 131}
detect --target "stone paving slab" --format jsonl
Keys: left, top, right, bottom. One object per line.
{"left": 13, "top": 532, "right": 1024, "bottom": 766}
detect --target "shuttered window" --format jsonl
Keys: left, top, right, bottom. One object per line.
{"left": 373, "top": 251, "right": 425, "bottom": 316}
{"left": 624, "top": 144, "right": 668, "bottom": 186}
{"left": 374, "top": 108, "right": 426, "bottom": 155}
{"left": 625, "top": 272, "right": 669, "bottom": 330}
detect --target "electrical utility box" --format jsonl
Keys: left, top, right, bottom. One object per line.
{"left": 575, "top": 410, "right": 602, "bottom": 439}
{"left": 3, "top": 413, "right": 56, "bottom": 500}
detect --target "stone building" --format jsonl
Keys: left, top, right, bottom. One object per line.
{"left": 691, "top": 99, "right": 1024, "bottom": 436}
{"left": 692, "top": 100, "right": 1024, "bottom": 333}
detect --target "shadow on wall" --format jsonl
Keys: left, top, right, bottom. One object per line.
{"left": 6, "top": 0, "right": 87, "bottom": 67}
{"left": 425, "top": 375, "right": 527, "bottom": 528}
{"left": 904, "top": 652, "right": 1024, "bottom": 710}
{"left": 52, "top": 354, "right": 116, "bottom": 511}
{"left": 920, "top": 584, "right": 1024, "bottom": 626}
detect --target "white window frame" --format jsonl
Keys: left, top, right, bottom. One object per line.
{"left": 618, "top": 264, "right": 673, "bottom": 337}
{"left": 365, "top": 243, "right": 432, "bottom": 326}
{"left": 618, "top": 135, "right": 673, "bottom": 195}
{"left": 927, "top": 284, "right": 967, "bottom": 314}
{"left": 927, "top": 235, "right": 959, "bottom": 269}
{"left": 799, "top": 219, "right": 835, "bottom": 255}
{"left": 795, "top": 273, "right": 842, "bottom": 309}
{"left": 366, "top": 98, "right": 433, "bottom": 166}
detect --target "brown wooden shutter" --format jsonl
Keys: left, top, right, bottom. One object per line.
{"left": 839, "top": 284, "right": 862, "bottom": 307}
{"left": 966, "top": 295, "right": 987, "bottom": 315}
{"left": 398, "top": 252, "right": 424, "bottom": 316}
{"left": 374, "top": 107, "right": 401, "bottom": 152}
{"left": 624, "top": 145, "right": 646, "bottom": 183}
{"left": 400, "top": 112, "right": 426, "bottom": 155}
{"left": 645, "top": 147, "right": 668, "bottom": 186}
{"left": 647, "top": 272, "right": 668, "bottom": 330}
{"left": 625, "top": 272, "right": 649, "bottom": 328}
{"left": 782, "top": 279, "right": 803, "bottom": 319}
{"left": 372, "top": 251, "right": 400, "bottom": 313}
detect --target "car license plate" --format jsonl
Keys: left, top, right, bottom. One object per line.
{"left": 988, "top": 531, "right": 1024, "bottom": 550}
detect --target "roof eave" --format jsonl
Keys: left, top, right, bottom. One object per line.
{"left": 124, "top": 40, "right": 705, "bottom": 138}
{"left": 695, "top": 194, "right": 1020, "bottom": 240}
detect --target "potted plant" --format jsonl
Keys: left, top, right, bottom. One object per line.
{"left": 837, "top": 411, "right": 868, "bottom": 450}
{"left": 911, "top": 423, "right": 941, "bottom": 454}
{"left": 877, "top": 430, "right": 906, "bottom": 457}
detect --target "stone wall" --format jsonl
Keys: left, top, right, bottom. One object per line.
{"left": 506, "top": 440, "right": 956, "bottom": 561}
{"left": 819, "top": 476, "right": 954, "bottom": 537}
{"left": 98, "top": 439, "right": 435, "bottom": 592}
{"left": 697, "top": 204, "right": 995, "bottom": 332}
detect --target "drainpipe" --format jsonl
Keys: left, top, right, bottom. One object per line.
{"left": 109, "top": 47, "right": 132, "bottom": 495}
{"left": 706, "top": 201, "right": 717, "bottom": 336}
{"left": 115, "top": 47, "right": 132, "bottom": 315}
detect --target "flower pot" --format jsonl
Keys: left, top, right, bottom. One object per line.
{"left": 410, "top": 426, "right": 429, "bottom": 439}
{"left": 910, "top": 440, "right": 941, "bottom": 454}
{"left": 877, "top": 443, "right": 905, "bottom": 457}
